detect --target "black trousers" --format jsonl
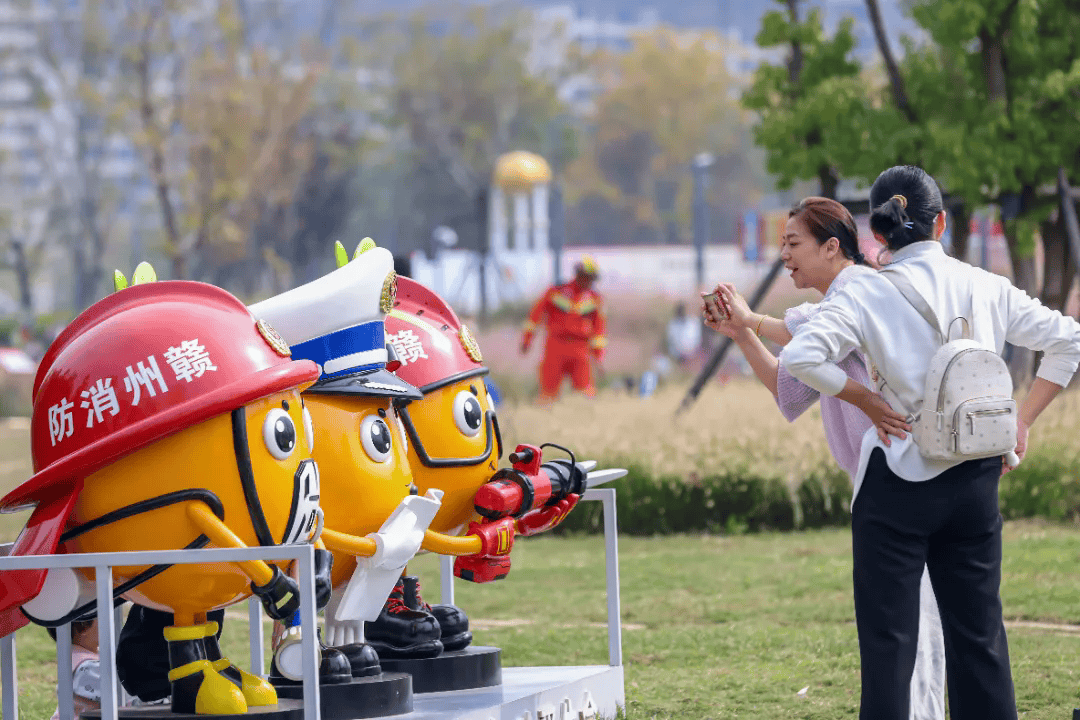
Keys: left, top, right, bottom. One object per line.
{"left": 116, "top": 606, "right": 226, "bottom": 702}
{"left": 852, "top": 448, "right": 1017, "bottom": 720}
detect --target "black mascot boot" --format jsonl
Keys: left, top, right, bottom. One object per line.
{"left": 338, "top": 640, "right": 382, "bottom": 678}
{"left": 269, "top": 625, "right": 354, "bottom": 685}
{"left": 402, "top": 575, "right": 473, "bottom": 652}
{"left": 163, "top": 624, "right": 246, "bottom": 714}
{"left": 366, "top": 577, "right": 443, "bottom": 659}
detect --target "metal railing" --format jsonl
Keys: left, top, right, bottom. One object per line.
{"left": 0, "top": 544, "right": 322, "bottom": 720}
{"left": 0, "top": 488, "right": 622, "bottom": 719}
{"left": 436, "top": 488, "right": 623, "bottom": 668}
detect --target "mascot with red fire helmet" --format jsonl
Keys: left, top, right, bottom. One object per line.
{"left": 347, "top": 242, "right": 625, "bottom": 659}
{"left": 0, "top": 277, "right": 322, "bottom": 715}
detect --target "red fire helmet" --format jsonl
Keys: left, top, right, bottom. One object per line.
{"left": 385, "top": 277, "right": 487, "bottom": 393}
{"left": 4, "top": 281, "right": 319, "bottom": 513}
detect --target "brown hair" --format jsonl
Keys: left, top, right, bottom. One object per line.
{"left": 789, "top": 197, "right": 865, "bottom": 264}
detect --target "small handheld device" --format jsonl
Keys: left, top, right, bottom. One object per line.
{"left": 702, "top": 290, "right": 729, "bottom": 321}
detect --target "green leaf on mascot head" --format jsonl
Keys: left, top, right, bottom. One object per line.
{"left": 354, "top": 237, "right": 376, "bottom": 258}
{"left": 334, "top": 240, "right": 349, "bottom": 269}
{"left": 132, "top": 261, "right": 158, "bottom": 285}
{"left": 113, "top": 270, "right": 129, "bottom": 292}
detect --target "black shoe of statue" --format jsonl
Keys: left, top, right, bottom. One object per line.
{"left": 338, "top": 641, "right": 382, "bottom": 677}
{"left": 365, "top": 577, "right": 443, "bottom": 659}
{"left": 402, "top": 575, "right": 473, "bottom": 652}
{"left": 269, "top": 628, "right": 353, "bottom": 685}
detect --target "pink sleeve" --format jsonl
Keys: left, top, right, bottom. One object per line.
{"left": 774, "top": 303, "right": 824, "bottom": 421}
{"left": 775, "top": 363, "right": 820, "bottom": 422}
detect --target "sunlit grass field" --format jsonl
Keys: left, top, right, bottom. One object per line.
{"left": 8, "top": 526, "right": 1080, "bottom": 719}
{"left": 3, "top": 383, "right": 1080, "bottom": 717}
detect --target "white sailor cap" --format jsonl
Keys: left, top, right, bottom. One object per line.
{"left": 249, "top": 246, "right": 421, "bottom": 400}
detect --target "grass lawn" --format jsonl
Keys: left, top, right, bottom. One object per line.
{"left": 7, "top": 522, "right": 1080, "bottom": 719}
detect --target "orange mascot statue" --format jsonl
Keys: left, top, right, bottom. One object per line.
{"left": 0, "top": 275, "right": 322, "bottom": 715}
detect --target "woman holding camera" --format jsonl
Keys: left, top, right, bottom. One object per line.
{"left": 779, "top": 165, "right": 1080, "bottom": 720}
{"left": 703, "top": 195, "right": 945, "bottom": 720}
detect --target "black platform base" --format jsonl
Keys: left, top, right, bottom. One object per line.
{"left": 273, "top": 672, "right": 413, "bottom": 719}
{"left": 82, "top": 700, "right": 304, "bottom": 719}
{"left": 377, "top": 646, "right": 502, "bottom": 694}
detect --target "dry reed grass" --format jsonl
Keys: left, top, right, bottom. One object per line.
{"left": 499, "top": 379, "right": 834, "bottom": 489}
{"left": 499, "top": 378, "right": 1080, "bottom": 489}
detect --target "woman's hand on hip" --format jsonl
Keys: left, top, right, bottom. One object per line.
{"left": 1002, "top": 418, "right": 1029, "bottom": 475}
{"left": 862, "top": 394, "right": 911, "bottom": 446}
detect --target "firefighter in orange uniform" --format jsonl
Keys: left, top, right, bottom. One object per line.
{"left": 520, "top": 256, "right": 607, "bottom": 402}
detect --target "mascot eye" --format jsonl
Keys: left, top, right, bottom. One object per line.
{"left": 302, "top": 406, "right": 315, "bottom": 451}
{"left": 360, "top": 415, "right": 393, "bottom": 463}
{"left": 453, "top": 391, "right": 483, "bottom": 437}
{"left": 263, "top": 409, "right": 297, "bottom": 460}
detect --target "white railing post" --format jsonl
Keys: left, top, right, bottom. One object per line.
{"left": 113, "top": 603, "right": 128, "bottom": 705}
{"left": 56, "top": 621, "right": 74, "bottom": 720}
{"left": 2, "top": 630, "right": 18, "bottom": 719}
{"left": 440, "top": 553, "right": 455, "bottom": 606}
{"left": 95, "top": 565, "right": 118, "bottom": 720}
{"left": 583, "top": 488, "right": 622, "bottom": 668}
{"left": 248, "top": 596, "right": 264, "bottom": 676}
{"left": 295, "top": 544, "right": 320, "bottom": 720}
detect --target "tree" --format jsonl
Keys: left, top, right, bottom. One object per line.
{"left": 567, "top": 26, "right": 752, "bottom": 245}
{"left": 742, "top": 0, "right": 865, "bottom": 200}
{"left": 35, "top": 0, "right": 129, "bottom": 311}
{"left": 117, "top": 0, "right": 318, "bottom": 291}
{"left": 901, "top": 0, "right": 1080, "bottom": 302}
{"left": 368, "top": 4, "right": 572, "bottom": 256}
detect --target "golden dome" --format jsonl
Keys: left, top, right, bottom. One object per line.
{"left": 493, "top": 151, "right": 552, "bottom": 191}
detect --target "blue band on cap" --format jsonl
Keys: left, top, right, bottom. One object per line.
{"left": 291, "top": 321, "right": 385, "bottom": 379}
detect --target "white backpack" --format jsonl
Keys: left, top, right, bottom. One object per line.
{"left": 877, "top": 269, "right": 1016, "bottom": 461}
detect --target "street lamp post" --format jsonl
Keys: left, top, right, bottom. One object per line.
{"left": 691, "top": 152, "right": 715, "bottom": 292}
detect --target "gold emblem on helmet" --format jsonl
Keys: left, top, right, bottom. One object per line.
{"left": 257, "top": 319, "right": 292, "bottom": 357}
{"left": 381, "top": 272, "right": 398, "bottom": 314}
{"left": 459, "top": 324, "right": 483, "bottom": 363}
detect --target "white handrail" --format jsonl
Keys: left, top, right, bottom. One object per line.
{"left": 0, "top": 544, "right": 321, "bottom": 720}
{"left": 437, "top": 488, "right": 623, "bottom": 667}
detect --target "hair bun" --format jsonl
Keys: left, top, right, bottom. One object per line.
{"left": 890, "top": 194, "right": 908, "bottom": 209}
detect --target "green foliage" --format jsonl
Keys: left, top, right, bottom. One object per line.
{"left": 556, "top": 459, "right": 848, "bottom": 536}
{"left": 742, "top": 3, "right": 865, "bottom": 194}
{"left": 557, "top": 448, "right": 1080, "bottom": 537}
{"left": 999, "top": 450, "right": 1080, "bottom": 522}
{"left": 13, "top": 526, "right": 1080, "bottom": 718}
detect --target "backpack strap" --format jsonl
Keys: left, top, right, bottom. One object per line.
{"left": 879, "top": 268, "right": 946, "bottom": 344}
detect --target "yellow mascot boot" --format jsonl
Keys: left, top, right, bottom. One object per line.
{"left": 164, "top": 625, "right": 247, "bottom": 714}
{"left": 201, "top": 621, "right": 278, "bottom": 707}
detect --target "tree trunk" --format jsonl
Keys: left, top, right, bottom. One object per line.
{"left": 864, "top": 0, "right": 916, "bottom": 122}
{"left": 476, "top": 189, "right": 489, "bottom": 327}
{"left": 1039, "top": 212, "right": 1072, "bottom": 313}
{"left": 948, "top": 202, "right": 971, "bottom": 262}
{"left": 1059, "top": 167, "right": 1080, "bottom": 283}
{"left": 979, "top": 29, "right": 1009, "bottom": 105}
{"left": 785, "top": 0, "right": 802, "bottom": 92}
{"left": 136, "top": 11, "right": 184, "bottom": 279}
{"left": 1002, "top": 218, "right": 1038, "bottom": 386}
{"left": 818, "top": 165, "right": 838, "bottom": 200}
{"left": 11, "top": 239, "right": 32, "bottom": 314}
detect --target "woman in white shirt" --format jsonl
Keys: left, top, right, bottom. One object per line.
{"left": 780, "top": 165, "right": 1080, "bottom": 720}
{"left": 705, "top": 196, "right": 945, "bottom": 720}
